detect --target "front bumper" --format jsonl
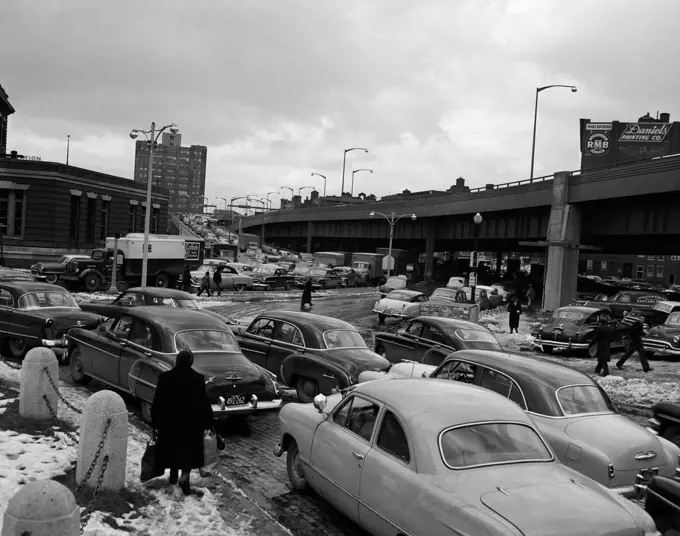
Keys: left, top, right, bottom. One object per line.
{"left": 373, "top": 308, "right": 410, "bottom": 319}
{"left": 42, "top": 337, "right": 68, "bottom": 349}
{"left": 273, "top": 443, "right": 283, "bottom": 457}
{"left": 210, "top": 395, "right": 282, "bottom": 418}
{"left": 642, "top": 338, "right": 680, "bottom": 355}
{"left": 531, "top": 336, "right": 590, "bottom": 351}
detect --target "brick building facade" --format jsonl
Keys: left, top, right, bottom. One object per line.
{"left": 0, "top": 85, "right": 15, "bottom": 156}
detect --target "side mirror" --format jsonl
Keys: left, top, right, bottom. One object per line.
{"left": 313, "top": 394, "right": 327, "bottom": 413}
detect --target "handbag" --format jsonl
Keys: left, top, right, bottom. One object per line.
{"left": 140, "top": 430, "right": 164, "bottom": 483}
{"left": 200, "top": 429, "right": 219, "bottom": 477}
{"left": 213, "top": 428, "right": 225, "bottom": 451}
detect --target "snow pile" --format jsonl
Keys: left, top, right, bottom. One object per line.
{"left": 72, "top": 293, "right": 115, "bottom": 304}
{"left": 597, "top": 376, "right": 680, "bottom": 408}
{"left": 477, "top": 308, "right": 539, "bottom": 350}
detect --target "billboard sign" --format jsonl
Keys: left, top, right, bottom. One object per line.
{"left": 584, "top": 132, "right": 611, "bottom": 156}
{"left": 185, "top": 240, "right": 201, "bottom": 261}
{"left": 619, "top": 123, "right": 672, "bottom": 143}
{"left": 585, "top": 123, "right": 612, "bottom": 131}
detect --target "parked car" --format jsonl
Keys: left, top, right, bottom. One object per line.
{"left": 251, "top": 265, "right": 297, "bottom": 291}
{"left": 378, "top": 275, "right": 407, "bottom": 298}
{"left": 66, "top": 307, "right": 282, "bottom": 423}
{"left": 333, "top": 266, "right": 358, "bottom": 288}
{"left": 227, "top": 263, "right": 255, "bottom": 275}
{"left": 372, "top": 290, "right": 428, "bottom": 322}
{"left": 0, "top": 281, "right": 102, "bottom": 362}
{"left": 274, "top": 378, "right": 659, "bottom": 536}
{"left": 290, "top": 264, "right": 313, "bottom": 287}
{"left": 30, "top": 254, "right": 90, "bottom": 284}
{"left": 623, "top": 300, "right": 680, "bottom": 332}
{"left": 79, "top": 287, "right": 239, "bottom": 327}
{"left": 645, "top": 475, "right": 680, "bottom": 535}
{"left": 445, "top": 276, "right": 466, "bottom": 289}
{"left": 234, "top": 311, "right": 389, "bottom": 403}
{"left": 308, "top": 267, "right": 343, "bottom": 289}
{"left": 0, "top": 268, "right": 36, "bottom": 282}
{"left": 583, "top": 290, "right": 667, "bottom": 319}
{"left": 641, "top": 310, "right": 680, "bottom": 358}
{"left": 427, "top": 287, "right": 462, "bottom": 305}
{"left": 367, "top": 349, "right": 680, "bottom": 498}
{"left": 531, "top": 306, "right": 630, "bottom": 354}
{"left": 190, "top": 263, "right": 254, "bottom": 292}
{"left": 374, "top": 316, "right": 501, "bottom": 365}
{"left": 455, "top": 286, "right": 505, "bottom": 308}
{"left": 649, "top": 401, "right": 680, "bottom": 448}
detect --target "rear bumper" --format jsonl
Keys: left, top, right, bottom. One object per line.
{"left": 531, "top": 337, "right": 590, "bottom": 350}
{"left": 373, "top": 308, "right": 410, "bottom": 318}
{"left": 42, "top": 337, "right": 68, "bottom": 349}
{"left": 210, "top": 396, "right": 282, "bottom": 418}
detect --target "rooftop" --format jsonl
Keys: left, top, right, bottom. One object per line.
{"left": 0, "top": 85, "right": 15, "bottom": 115}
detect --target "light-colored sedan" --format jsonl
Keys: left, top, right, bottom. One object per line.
{"left": 372, "top": 289, "right": 428, "bottom": 322}
{"left": 190, "top": 264, "right": 254, "bottom": 291}
{"left": 274, "top": 378, "right": 659, "bottom": 536}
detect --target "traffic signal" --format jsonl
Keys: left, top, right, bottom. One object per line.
{"left": 470, "top": 251, "right": 479, "bottom": 268}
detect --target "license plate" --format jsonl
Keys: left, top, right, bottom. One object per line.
{"left": 225, "top": 396, "right": 246, "bottom": 406}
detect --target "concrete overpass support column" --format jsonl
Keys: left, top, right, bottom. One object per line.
{"left": 495, "top": 251, "right": 502, "bottom": 278}
{"left": 424, "top": 220, "right": 436, "bottom": 281}
{"left": 306, "top": 221, "right": 314, "bottom": 254}
{"left": 543, "top": 171, "right": 581, "bottom": 311}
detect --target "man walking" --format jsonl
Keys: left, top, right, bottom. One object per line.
{"left": 591, "top": 313, "right": 616, "bottom": 377}
{"left": 213, "top": 266, "right": 223, "bottom": 297}
{"left": 616, "top": 319, "right": 653, "bottom": 372}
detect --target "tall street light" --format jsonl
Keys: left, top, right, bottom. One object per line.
{"left": 281, "top": 186, "right": 294, "bottom": 200}
{"left": 298, "top": 186, "right": 314, "bottom": 197}
{"left": 351, "top": 168, "right": 373, "bottom": 197}
{"left": 229, "top": 196, "right": 248, "bottom": 224}
{"left": 369, "top": 211, "right": 416, "bottom": 279}
{"left": 530, "top": 84, "right": 577, "bottom": 180}
{"left": 266, "top": 191, "right": 279, "bottom": 210}
{"left": 341, "top": 147, "right": 368, "bottom": 196}
{"left": 470, "top": 212, "right": 483, "bottom": 304}
{"left": 215, "top": 196, "right": 228, "bottom": 211}
{"left": 247, "top": 195, "right": 265, "bottom": 214}
{"left": 311, "top": 173, "right": 327, "bottom": 197}
{"left": 129, "top": 121, "right": 178, "bottom": 288}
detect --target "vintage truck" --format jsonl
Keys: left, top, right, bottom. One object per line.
{"left": 582, "top": 290, "right": 666, "bottom": 319}
{"left": 351, "top": 252, "right": 385, "bottom": 286}
{"left": 312, "top": 251, "right": 348, "bottom": 268}
{"left": 62, "top": 234, "right": 204, "bottom": 292}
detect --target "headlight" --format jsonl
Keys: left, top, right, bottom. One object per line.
{"left": 673, "top": 336, "right": 679, "bottom": 346}
{"left": 643, "top": 530, "right": 662, "bottom": 536}
{"left": 374, "top": 300, "right": 380, "bottom": 307}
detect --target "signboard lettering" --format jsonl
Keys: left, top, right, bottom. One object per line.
{"left": 25, "top": 156, "right": 41, "bottom": 161}
{"left": 185, "top": 241, "right": 201, "bottom": 261}
{"left": 619, "top": 123, "right": 672, "bottom": 143}
{"left": 468, "top": 272, "right": 477, "bottom": 287}
{"left": 469, "top": 251, "right": 479, "bottom": 268}
{"left": 584, "top": 132, "right": 610, "bottom": 156}
{"left": 586, "top": 123, "right": 612, "bottom": 131}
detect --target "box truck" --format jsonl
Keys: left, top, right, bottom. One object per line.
{"left": 351, "top": 252, "right": 385, "bottom": 286}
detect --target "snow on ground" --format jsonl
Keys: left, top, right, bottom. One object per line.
{"left": 597, "top": 376, "right": 680, "bottom": 408}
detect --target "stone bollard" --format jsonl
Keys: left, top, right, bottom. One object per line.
{"left": 76, "top": 390, "right": 128, "bottom": 492}
{"left": 19, "top": 347, "right": 59, "bottom": 421}
{"left": 2, "top": 480, "right": 80, "bottom": 536}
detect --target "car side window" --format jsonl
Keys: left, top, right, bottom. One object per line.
{"left": 247, "top": 319, "right": 275, "bottom": 338}
{"left": 406, "top": 321, "right": 424, "bottom": 337}
{"left": 273, "top": 322, "right": 304, "bottom": 346}
{"left": 112, "top": 315, "right": 134, "bottom": 338}
{"left": 479, "top": 368, "right": 513, "bottom": 397}
{"left": 432, "top": 360, "right": 457, "bottom": 379}
{"left": 422, "top": 325, "right": 447, "bottom": 345}
{"left": 0, "top": 289, "right": 14, "bottom": 307}
{"left": 128, "top": 320, "right": 155, "bottom": 350}
{"left": 618, "top": 294, "right": 631, "bottom": 303}
{"left": 376, "top": 411, "right": 410, "bottom": 463}
{"left": 433, "top": 361, "right": 476, "bottom": 383}
{"left": 332, "top": 396, "right": 380, "bottom": 442}
{"left": 116, "top": 292, "right": 145, "bottom": 307}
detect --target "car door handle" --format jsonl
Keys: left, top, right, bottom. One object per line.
{"left": 323, "top": 373, "right": 335, "bottom": 379}
{"left": 352, "top": 452, "right": 364, "bottom": 460}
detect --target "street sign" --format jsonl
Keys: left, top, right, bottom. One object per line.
{"left": 468, "top": 272, "right": 477, "bottom": 288}
{"left": 469, "top": 251, "right": 479, "bottom": 268}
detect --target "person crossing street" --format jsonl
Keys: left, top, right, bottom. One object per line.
{"left": 616, "top": 318, "right": 653, "bottom": 372}
{"left": 591, "top": 312, "right": 616, "bottom": 377}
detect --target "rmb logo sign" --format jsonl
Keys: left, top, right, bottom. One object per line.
{"left": 585, "top": 132, "right": 610, "bottom": 156}
{"left": 619, "top": 122, "right": 672, "bottom": 143}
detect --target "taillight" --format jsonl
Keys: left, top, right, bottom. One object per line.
{"left": 44, "top": 319, "right": 56, "bottom": 340}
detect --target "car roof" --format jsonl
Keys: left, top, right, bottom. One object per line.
{"left": 442, "top": 349, "right": 598, "bottom": 416}
{"left": 416, "top": 316, "right": 488, "bottom": 331}
{"left": 555, "top": 305, "right": 603, "bottom": 315}
{"left": 657, "top": 301, "right": 680, "bottom": 307}
{"left": 618, "top": 290, "right": 665, "bottom": 295}
{"left": 255, "top": 310, "right": 355, "bottom": 331}
{"left": 387, "top": 289, "right": 422, "bottom": 297}
{"left": 0, "top": 281, "right": 70, "bottom": 293}
{"left": 124, "top": 306, "right": 226, "bottom": 332}
{"left": 125, "top": 287, "right": 196, "bottom": 299}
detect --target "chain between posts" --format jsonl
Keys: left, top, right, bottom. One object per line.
{"left": 0, "top": 355, "right": 22, "bottom": 370}
{"left": 43, "top": 366, "right": 83, "bottom": 414}
{"left": 79, "top": 454, "right": 110, "bottom": 534}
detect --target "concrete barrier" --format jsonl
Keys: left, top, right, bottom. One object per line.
{"left": 76, "top": 390, "right": 128, "bottom": 492}
{"left": 19, "top": 347, "right": 59, "bottom": 421}
{"left": 2, "top": 480, "right": 80, "bottom": 536}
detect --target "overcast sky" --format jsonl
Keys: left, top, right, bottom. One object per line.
{"left": 2, "top": 0, "right": 678, "bottom": 208}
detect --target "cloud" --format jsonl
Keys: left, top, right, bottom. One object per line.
{"left": 1, "top": 0, "right": 678, "bottom": 207}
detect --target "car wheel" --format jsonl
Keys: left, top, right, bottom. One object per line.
{"left": 83, "top": 273, "right": 102, "bottom": 292}
{"left": 541, "top": 345, "right": 554, "bottom": 354}
{"left": 296, "top": 377, "right": 319, "bottom": 403}
{"left": 140, "top": 400, "right": 153, "bottom": 424}
{"left": 265, "top": 284, "right": 272, "bottom": 291}
{"left": 375, "top": 346, "right": 388, "bottom": 359}
{"left": 69, "top": 348, "right": 91, "bottom": 385}
{"left": 235, "top": 284, "right": 246, "bottom": 292}
{"left": 286, "top": 440, "right": 308, "bottom": 491}
{"left": 663, "top": 424, "right": 680, "bottom": 448}
{"left": 45, "top": 274, "right": 58, "bottom": 284}
{"left": 8, "top": 338, "right": 29, "bottom": 359}
{"left": 155, "top": 273, "right": 170, "bottom": 288}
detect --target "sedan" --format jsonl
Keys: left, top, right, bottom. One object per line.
{"left": 0, "top": 281, "right": 102, "bottom": 361}
{"left": 378, "top": 275, "right": 407, "bottom": 298}
{"left": 308, "top": 267, "right": 343, "bottom": 289}
{"left": 642, "top": 310, "right": 680, "bottom": 357}
{"left": 190, "top": 264, "right": 254, "bottom": 291}
{"left": 368, "top": 349, "right": 680, "bottom": 498}
{"left": 234, "top": 311, "right": 389, "bottom": 402}
{"left": 374, "top": 316, "right": 501, "bottom": 365}
{"left": 372, "top": 289, "right": 428, "bottom": 322}
{"left": 274, "top": 378, "right": 659, "bottom": 536}
{"left": 333, "top": 267, "right": 358, "bottom": 288}
{"left": 251, "top": 265, "right": 297, "bottom": 290}
{"left": 66, "top": 307, "right": 282, "bottom": 423}
{"left": 30, "top": 254, "right": 90, "bottom": 284}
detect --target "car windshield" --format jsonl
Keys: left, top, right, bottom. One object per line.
{"left": 386, "top": 277, "right": 406, "bottom": 288}
{"left": 175, "top": 330, "right": 241, "bottom": 353}
{"left": 556, "top": 385, "right": 614, "bottom": 416}
{"left": 58, "top": 256, "right": 70, "bottom": 264}
{"left": 322, "top": 330, "right": 367, "bottom": 349}
{"left": 385, "top": 291, "right": 412, "bottom": 302}
{"left": 553, "top": 310, "right": 584, "bottom": 322}
{"left": 197, "top": 265, "right": 215, "bottom": 273}
{"left": 18, "top": 291, "right": 79, "bottom": 310}
{"left": 254, "top": 266, "right": 277, "bottom": 274}
{"left": 454, "top": 330, "right": 499, "bottom": 345}
{"left": 353, "top": 262, "right": 369, "bottom": 270}
{"left": 293, "top": 266, "right": 311, "bottom": 275}
{"left": 310, "top": 268, "right": 328, "bottom": 276}
{"left": 153, "top": 297, "right": 200, "bottom": 309}
{"left": 335, "top": 268, "right": 350, "bottom": 274}
{"left": 653, "top": 302, "right": 675, "bottom": 314}
{"left": 666, "top": 312, "right": 680, "bottom": 326}
{"left": 431, "top": 288, "right": 458, "bottom": 300}
{"left": 439, "top": 422, "right": 553, "bottom": 469}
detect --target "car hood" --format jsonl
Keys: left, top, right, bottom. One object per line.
{"left": 31, "top": 262, "right": 64, "bottom": 271}
{"left": 541, "top": 320, "right": 584, "bottom": 333}
{"left": 646, "top": 324, "right": 680, "bottom": 337}
{"left": 27, "top": 308, "right": 102, "bottom": 333}
{"left": 564, "top": 413, "right": 669, "bottom": 470}
{"left": 374, "top": 298, "right": 411, "bottom": 310}
{"left": 323, "top": 348, "right": 390, "bottom": 378}
{"left": 192, "top": 353, "right": 269, "bottom": 400}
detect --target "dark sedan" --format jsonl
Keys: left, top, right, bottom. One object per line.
{"left": 66, "top": 307, "right": 282, "bottom": 423}
{"left": 307, "top": 267, "right": 343, "bottom": 289}
{"left": 79, "top": 287, "right": 239, "bottom": 327}
{"left": 333, "top": 266, "right": 358, "bottom": 288}
{"left": 30, "top": 254, "right": 90, "bottom": 284}
{"left": 0, "top": 281, "right": 102, "bottom": 361}
{"left": 642, "top": 310, "right": 680, "bottom": 357}
{"left": 374, "top": 316, "right": 501, "bottom": 366}
{"left": 623, "top": 300, "right": 680, "bottom": 332}
{"left": 251, "top": 265, "right": 297, "bottom": 291}
{"left": 234, "top": 311, "right": 390, "bottom": 402}
{"left": 648, "top": 401, "right": 680, "bottom": 447}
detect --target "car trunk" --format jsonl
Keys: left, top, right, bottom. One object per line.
{"left": 542, "top": 320, "right": 583, "bottom": 342}
{"left": 193, "top": 353, "right": 267, "bottom": 402}
{"left": 28, "top": 309, "right": 102, "bottom": 335}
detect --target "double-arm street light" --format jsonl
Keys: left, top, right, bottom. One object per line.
{"left": 470, "top": 212, "right": 483, "bottom": 304}
{"left": 129, "top": 121, "right": 178, "bottom": 288}
{"left": 311, "top": 173, "right": 327, "bottom": 197}
{"left": 530, "top": 84, "right": 577, "bottom": 180}
{"left": 351, "top": 168, "right": 373, "bottom": 196}
{"left": 369, "top": 211, "right": 417, "bottom": 279}
{"left": 266, "top": 191, "right": 279, "bottom": 210}
{"left": 247, "top": 195, "right": 265, "bottom": 214}
{"left": 341, "top": 148, "right": 369, "bottom": 195}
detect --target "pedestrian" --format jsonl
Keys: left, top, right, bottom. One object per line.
{"left": 300, "top": 278, "right": 314, "bottom": 311}
{"left": 182, "top": 265, "right": 191, "bottom": 292}
{"left": 151, "top": 349, "right": 214, "bottom": 495}
{"left": 213, "top": 266, "right": 222, "bottom": 297}
{"left": 526, "top": 284, "right": 536, "bottom": 310}
{"left": 591, "top": 312, "right": 616, "bottom": 377}
{"left": 616, "top": 319, "right": 653, "bottom": 372}
{"left": 197, "top": 271, "right": 212, "bottom": 297}
{"left": 508, "top": 294, "right": 521, "bottom": 334}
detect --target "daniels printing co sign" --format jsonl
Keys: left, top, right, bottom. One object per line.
{"left": 619, "top": 122, "right": 672, "bottom": 143}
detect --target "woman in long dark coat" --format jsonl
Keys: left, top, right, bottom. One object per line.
{"left": 151, "top": 349, "right": 214, "bottom": 494}
{"left": 508, "top": 295, "right": 522, "bottom": 334}
{"left": 300, "top": 278, "right": 314, "bottom": 310}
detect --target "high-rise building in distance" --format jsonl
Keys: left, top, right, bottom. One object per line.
{"left": 133, "top": 131, "right": 207, "bottom": 213}
{"left": 0, "top": 84, "right": 16, "bottom": 156}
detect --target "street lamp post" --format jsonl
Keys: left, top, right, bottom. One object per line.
{"left": 247, "top": 196, "right": 265, "bottom": 214}
{"left": 298, "top": 186, "right": 314, "bottom": 197}
{"left": 369, "top": 211, "right": 417, "bottom": 279}
{"left": 470, "top": 212, "right": 483, "bottom": 304}
{"left": 216, "top": 196, "right": 228, "bottom": 210}
{"left": 266, "top": 191, "right": 279, "bottom": 210}
{"left": 351, "top": 168, "right": 373, "bottom": 197}
{"left": 247, "top": 197, "right": 266, "bottom": 243}
{"left": 129, "top": 121, "right": 178, "bottom": 288}
{"left": 311, "top": 173, "right": 327, "bottom": 197}
{"left": 530, "top": 84, "right": 577, "bottom": 180}
{"left": 0, "top": 223, "right": 6, "bottom": 265}
{"left": 341, "top": 148, "right": 369, "bottom": 196}
{"left": 229, "top": 196, "right": 248, "bottom": 225}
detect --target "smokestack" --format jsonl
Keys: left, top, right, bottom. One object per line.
{"left": 485, "top": 184, "right": 495, "bottom": 191}
{"left": 660, "top": 112, "right": 671, "bottom": 123}
{"left": 456, "top": 177, "right": 465, "bottom": 188}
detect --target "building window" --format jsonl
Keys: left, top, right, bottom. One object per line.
{"left": 648, "top": 255, "right": 655, "bottom": 260}
{"left": 657, "top": 266, "right": 664, "bottom": 278}
{"left": 586, "top": 260, "right": 593, "bottom": 271}
{"left": 636, "top": 265, "right": 645, "bottom": 279}
{"left": 129, "top": 205, "right": 137, "bottom": 232}
{"left": 86, "top": 197, "right": 97, "bottom": 244}
{"left": 70, "top": 195, "right": 81, "bottom": 243}
{"left": 638, "top": 255, "right": 645, "bottom": 258}
{"left": 601, "top": 260, "right": 608, "bottom": 272}
{"left": 671, "top": 256, "right": 680, "bottom": 261}
{"left": 647, "top": 265, "right": 654, "bottom": 277}
{"left": 656, "top": 255, "right": 664, "bottom": 261}
{"left": 99, "top": 200, "right": 110, "bottom": 240}
{"left": 0, "top": 190, "right": 26, "bottom": 238}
